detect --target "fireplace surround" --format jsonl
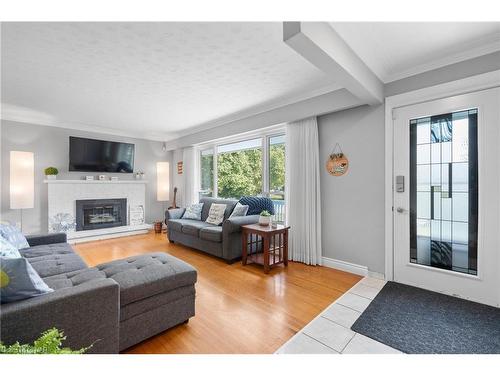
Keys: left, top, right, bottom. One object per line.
{"left": 76, "top": 198, "right": 127, "bottom": 231}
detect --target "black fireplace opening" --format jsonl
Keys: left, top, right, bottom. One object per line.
{"left": 76, "top": 198, "right": 127, "bottom": 231}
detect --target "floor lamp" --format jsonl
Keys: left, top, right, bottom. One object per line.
{"left": 10, "top": 151, "right": 34, "bottom": 232}
{"left": 157, "top": 161, "right": 170, "bottom": 232}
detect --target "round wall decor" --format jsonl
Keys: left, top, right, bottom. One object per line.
{"left": 326, "top": 143, "right": 348, "bottom": 176}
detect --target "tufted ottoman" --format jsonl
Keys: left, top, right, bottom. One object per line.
{"left": 96, "top": 252, "right": 197, "bottom": 351}
{"left": 42, "top": 252, "right": 197, "bottom": 351}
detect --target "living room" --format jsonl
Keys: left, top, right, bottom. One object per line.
{"left": 1, "top": 1, "right": 499, "bottom": 373}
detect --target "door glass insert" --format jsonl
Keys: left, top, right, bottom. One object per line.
{"left": 409, "top": 109, "right": 478, "bottom": 275}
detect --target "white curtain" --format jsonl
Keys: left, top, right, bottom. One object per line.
{"left": 285, "top": 117, "right": 322, "bottom": 265}
{"left": 182, "top": 146, "right": 199, "bottom": 206}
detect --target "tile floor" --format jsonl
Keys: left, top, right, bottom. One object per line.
{"left": 276, "top": 276, "right": 403, "bottom": 354}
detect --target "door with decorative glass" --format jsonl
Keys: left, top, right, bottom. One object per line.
{"left": 393, "top": 87, "right": 500, "bottom": 307}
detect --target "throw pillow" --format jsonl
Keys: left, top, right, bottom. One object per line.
{"left": 0, "top": 224, "right": 29, "bottom": 250}
{"left": 182, "top": 203, "right": 204, "bottom": 220}
{"left": 229, "top": 202, "right": 249, "bottom": 219}
{"left": 0, "top": 257, "right": 53, "bottom": 304}
{"left": 205, "top": 204, "right": 227, "bottom": 226}
{"left": 0, "top": 237, "right": 22, "bottom": 258}
{"left": 238, "top": 196, "right": 275, "bottom": 216}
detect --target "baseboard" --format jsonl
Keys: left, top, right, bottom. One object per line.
{"left": 67, "top": 224, "right": 152, "bottom": 244}
{"left": 322, "top": 256, "right": 369, "bottom": 277}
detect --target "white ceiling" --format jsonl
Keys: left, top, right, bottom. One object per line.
{"left": 330, "top": 22, "right": 500, "bottom": 83}
{"left": 1, "top": 22, "right": 335, "bottom": 140}
{"left": 1, "top": 22, "right": 499, "bottom": 141}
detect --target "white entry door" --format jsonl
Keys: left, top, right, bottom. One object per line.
{"left": 393, "top": 87, "right": 500, "bottom": 307}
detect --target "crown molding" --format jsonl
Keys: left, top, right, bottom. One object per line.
{"left": 0, "top": 103, "right": 173, "bottom": 142}
{"left": 384, "top": 33, "right": 500, "bottom": 83}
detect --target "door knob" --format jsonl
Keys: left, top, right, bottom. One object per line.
{"left": 396, "top": 207, "right": 406, "bottom": 213}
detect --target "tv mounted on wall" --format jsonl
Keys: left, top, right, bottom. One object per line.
{"left": 69, "top": 136, "right": 135, "bottom": 173}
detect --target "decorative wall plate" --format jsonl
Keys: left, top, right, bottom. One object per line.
{"left": 326, "top": 143, "right": 348, "bottom": 176}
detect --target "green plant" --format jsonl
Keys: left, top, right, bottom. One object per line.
{"left": 260, "top": 210, "right": 271, "bottom": 217}
{"left": 0, "top": 328, "right": 91, "bottom": 354}
{"left": 44, "top": 167, "right": 59, "bottom": 176}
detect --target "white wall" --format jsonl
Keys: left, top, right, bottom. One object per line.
{"left": 0, "top": 120, "right": 172, "bottom": 234}
{"left": 318, "top": 105, "right": 385, "bottom": 273}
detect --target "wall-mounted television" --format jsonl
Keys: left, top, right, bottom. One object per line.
{"left": 69, "top": 136, "right": 135, "bottom": 173}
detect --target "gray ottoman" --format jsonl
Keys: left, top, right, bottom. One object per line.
{"left": 95, "top": 252, "right": 197, "bottom": 351}
{"left": 45, "top": 252, "right": 198, "bottom": 351}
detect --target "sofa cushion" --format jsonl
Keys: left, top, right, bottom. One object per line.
{"left": 0, "top": 223, "right": 29, "bottom": 250}
{"left": 168, "top": 219, "right": 193, "bottom": 232}
{"left": 181, "top": 221, "right": 214, "bottom": 236}
{"left": 238, "top": 196, "right": 275, "bottom": 215}
{"left": 199, "top": 226, "right": 223, "bottom": 242}
{"left": 205, "top": 203, "right": 227, "bottom": 226}
{"left": 199, "top": 197, "right": 237, "bottom": 221}
{"left": 0, "top": 237, "right": 21, "bottom": 258}
{"left": 0, "top": 257, "right": 53, "bottom": 303}
{"left": 229, "top": 202, "right": 249, "bottom": 219}
{"left": 19, "top": 243, "right": 88, "bottom": 278}
{"left": 181, "top": 203, "right": 204, "bottom": 220}
{"left": 42, "top": 268, "right": 106, "bottom": 290}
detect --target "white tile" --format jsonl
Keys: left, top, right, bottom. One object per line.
{"left": 349, "top": 283, "right": 381, "bottom": 300}
{"left": 303, "top": 317, "right": 355, "bottom": 352}
{"left": 277, "top": 333, "right": 339, "bottom": 354}
{"left": 336, "top": 292, "right": 372, "bottom": 313}
{"left": 359, "top": 277, "right": 387, "bottom": 290}
{"left": 342, "top": 334, "right": 402, "bottom": 354}
{"left": 321, "top": 303, "right": 361, "bottom": 328}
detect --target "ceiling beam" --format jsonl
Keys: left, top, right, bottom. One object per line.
{"left": 283, "top": 22, "right": 384, "bottom": 105}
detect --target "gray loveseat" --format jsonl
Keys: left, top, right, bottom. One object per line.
{"left": 0, "top": 233, "right": 197, "bottom": 353}
{"left": 166, "top": 197, "right": 261, "bottom": 263}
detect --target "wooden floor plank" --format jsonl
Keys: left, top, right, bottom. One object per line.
{"left": 74, "top": 232, "right": 361, "bottom": 354}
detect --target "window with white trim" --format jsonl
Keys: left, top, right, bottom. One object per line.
{"left": 198, "top": 131, "right": 286, "bottom": 222}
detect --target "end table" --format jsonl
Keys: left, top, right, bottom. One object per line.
{"left": 241, "top": 224, "right": 290, "bottom": 274}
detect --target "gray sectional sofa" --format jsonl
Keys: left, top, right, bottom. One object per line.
{"left": 0, "top": 233, "right": 197, "bottom": 353}
{"left": 166, "top": 197, "right": 261, "bottom": 263}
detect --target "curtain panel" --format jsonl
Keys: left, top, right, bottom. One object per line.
{"left": 182, "top": 146, "right": 199, "bottom": 206}
{"left": 285, "top": 117, "right": 323, "bottom": 265}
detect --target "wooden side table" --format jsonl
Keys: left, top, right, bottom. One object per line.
{"left": 241, "top": 224, "right": 290, "bottom": 274}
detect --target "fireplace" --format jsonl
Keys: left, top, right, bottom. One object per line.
{"left": 75, "top": 198, "right": 127, "bottom": 231}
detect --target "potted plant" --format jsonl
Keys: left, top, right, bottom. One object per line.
{"left": 44, "top": 167, "right": 59, "bottom": 180}
{"left": 153, "top": 220, "right": 163, "bottom": 234}
{"left": 258, "top": 210, "right": 272, "bottom": 226}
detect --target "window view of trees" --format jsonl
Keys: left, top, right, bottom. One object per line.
{"left": 269, "top": 135, "right": 285, "bottom": 200}
{"left": 200, "top": 149, "right": 213, "bottom": 198}
{"left": 199, "top": 134, "right": 286, "bottom": 221}
{"left": 217, "top": 139, "right": 263, "bottom": 199}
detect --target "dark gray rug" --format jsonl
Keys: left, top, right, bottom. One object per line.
{"left": 351, "top": 282, "right": 500, "bottom": 354}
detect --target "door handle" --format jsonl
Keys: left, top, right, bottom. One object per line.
{"left": 396, "top": 207, "right": 406, "bottom": 213}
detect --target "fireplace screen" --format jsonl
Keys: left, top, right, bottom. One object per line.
{"left": 76, "top": 198, "right": 127, "bottom": 231}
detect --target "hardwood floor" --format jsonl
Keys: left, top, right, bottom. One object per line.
{"left": 74, "top": 232, "right": 362, "bottom": 354}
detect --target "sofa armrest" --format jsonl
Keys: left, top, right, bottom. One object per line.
{"left": 25, "top": 232, "right": 67, "bottom": 247}
{"left": 166, "top": 208, "right": 186, "bottom": 222}
{"left": 0, "top": 279, "right": 120, "bottom": 353}
{"left": 222, "top": 215, "right": 260, "bottom": 234}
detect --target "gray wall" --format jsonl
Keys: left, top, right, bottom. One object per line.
{"left": 318, "top": 105, "right": 385, "bottom": 273}
{"left": 316, "top": 52, "right": 500, "bottom": 274}
{"left": 1, "top": 120, "right": 172, "bottom": 234}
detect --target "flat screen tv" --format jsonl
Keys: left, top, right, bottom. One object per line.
{"left": 69, "top": 136, "right": 135, "bottom": 173}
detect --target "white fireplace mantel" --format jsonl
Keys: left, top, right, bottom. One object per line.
{"left": 46, "top": 179, "right": 150, "bottom": 243}
{"left": 44, "top": 179, "right": 148, "bottom": 184}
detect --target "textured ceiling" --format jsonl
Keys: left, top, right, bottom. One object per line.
{"left": 331, "top": 22, "right": 500, "bottom": 83}
{"left": 1, "top": 22, "right": 334, "bottom": 140}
